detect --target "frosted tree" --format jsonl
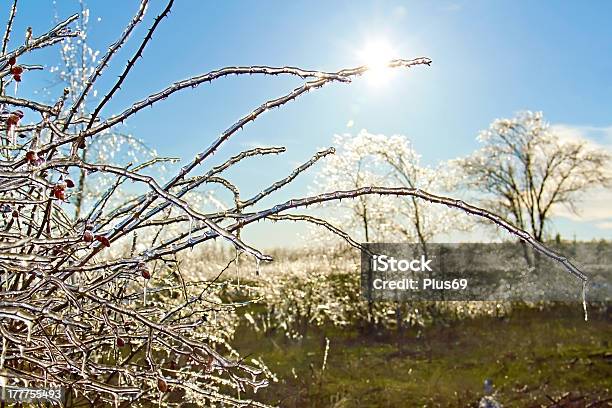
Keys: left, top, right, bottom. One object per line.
{"left": 315, "top": 130, "right": 472, "bottom": 249}
{"left": 0, "top": 2, "right": 593, "bottom": 407}
{"left": 313, "top": 130, "right": 472, "bottom": 332}
{"left": 314, "top": 131, "right": 399, "bottom": 243}
{"left": 457, "top": 111, "right": 611, "bottom": 265}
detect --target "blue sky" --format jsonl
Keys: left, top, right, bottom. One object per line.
{"left": 13, "top": 1, "right": 612, "bottom": 246}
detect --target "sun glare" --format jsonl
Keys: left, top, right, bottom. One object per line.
{"left": 357, "top": 40, "right": 398, "bottom": 86}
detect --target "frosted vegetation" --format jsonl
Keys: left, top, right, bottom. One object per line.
{"left": 0, "top": 2, "right": 609, "bottom": 407}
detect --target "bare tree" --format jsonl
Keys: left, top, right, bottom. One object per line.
{"left": 458, "top": 111, "right": 611, "bottom": 265}
{"left": 0, "top": 3, "right": 592, "bottom": 407}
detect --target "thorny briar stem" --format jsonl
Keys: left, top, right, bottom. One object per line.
{"left": 165, "top": 187, "right": 588, "bottom": 283}
{"left": 0, "top": 0, "right": 17, "bottom": 57}
{"left": 63, "top": 0, "right": 150, "bottom": 130}
{"left": 0, "top": 0, "right": 17, "bottom": 95}
{"left": 86, "top": 0, "right": 174, "bottom": 130}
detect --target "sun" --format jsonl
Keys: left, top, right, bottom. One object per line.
{"left": 357, "top": 39, "right": 398, "bottom": 86}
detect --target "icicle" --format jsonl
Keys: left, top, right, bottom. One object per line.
{"left": 255, "top": 258, "right": 261, "bottom": 276}
{"left": 582, "top": 280, "right": 588, "bottom": 322}
{"left": 81, "top": 351, "right": 86, "bottom": 375}
{"left": 143, "top": 281, "right": 148, "bottom": 306}
{"left": 0, "top": 375, "right": 6, "bottom": 399}
{"left": 0, "top": 337, "right": 6, "bottom": 369}
{"left": 7, "top": 126, "right": 14, "bottom": 146}
{"left": 13, "top": 81, "right": 18, "bottom": 96}
{"left": 18, "top": 345, "right": 24, "bottom": 356}
{"left": 26, "top": 320, "right": 32, "bottom": 343}
{"left": 321, "top": 337, "right": 330, "bottom": 371}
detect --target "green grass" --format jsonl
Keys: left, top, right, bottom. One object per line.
{"left": 233, "top": 305, "right": 611, "bottom": 407}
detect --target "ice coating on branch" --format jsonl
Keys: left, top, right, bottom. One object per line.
{"left": 582, "top": 280, "right": 588, "bottom": 322}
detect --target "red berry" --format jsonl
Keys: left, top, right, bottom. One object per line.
{"left": 11, "top": 210, "right": 18, "bottom": 218}
{"left": 8, "top": 56, "right": 16, "bottom": 65}
{"left": 12, "top": 74, "right": 21, "bottom": 82}
{"left": 116, "top": 337, "right": 125, "bottom": 347}
{"left": 157, "top": 378, "right": 168, "bottom": 393}
{"left": 141, "top": 269, "right": 151, "bottom": 279}
{"left": 25, "top": 150, "right": 36, "bottom": 163}
{"left": 94, "top": 235, "right": 111, "bottom": 247}
{"left": 6, "top": 111, "right": 24, "bottom": 126}
{"left": 10, "top": 66, "right": 23, "bottom": 76}
{"left": 52, "top": 186, "right": 65, "bottom": 200}
{"left": 65, "top": 179, "right": 75, "bottom": 188}
{"left": 83, "top": 230, "right": 94, "bottom": 242}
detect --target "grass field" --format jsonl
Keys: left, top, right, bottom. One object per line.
{"left": 233, "top": 305, "right": 611, "bottom": 407}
